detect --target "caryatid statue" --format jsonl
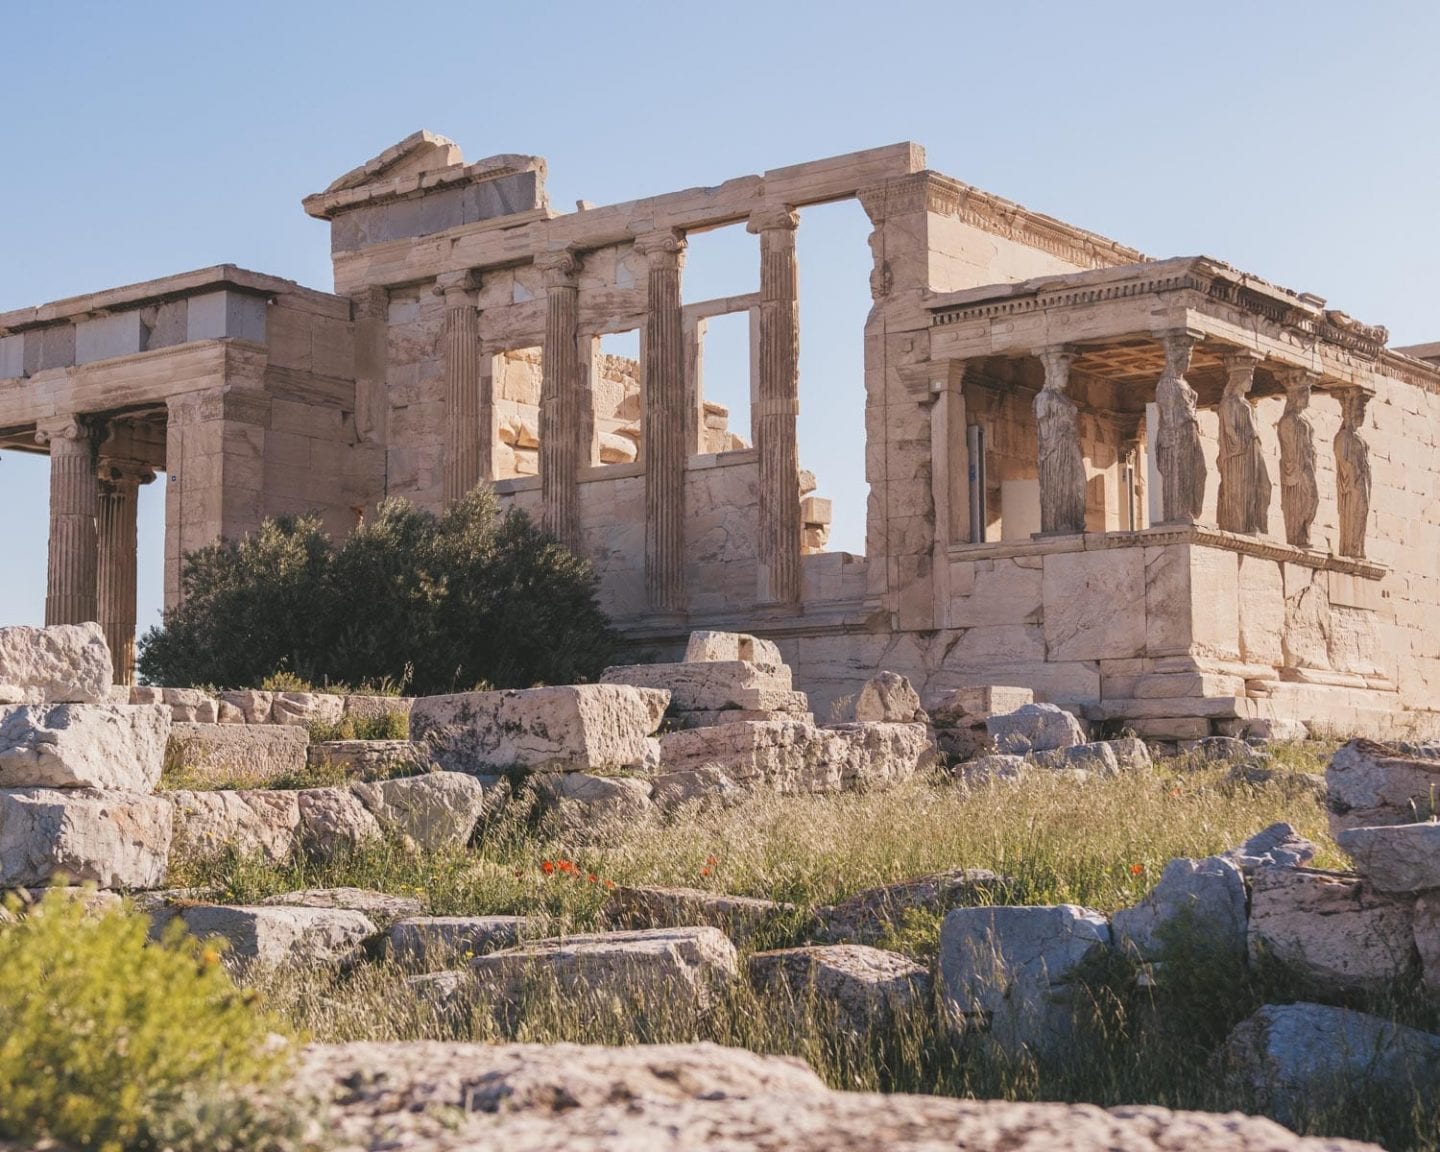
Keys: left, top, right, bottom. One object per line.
{"left": 1276, "top": 370, "right": 1320, "bottom": 549}
{"left": 1034, "top": 347, "right": 1087, "bottom": 534}
{"left": 1334, "top": 387, "right": 1372, "bottom": 558}
{"left": 1216, "top": 350, "right": 1271, "bottom": 535}
{"left": 1154, "top": 331, "right": 1206, "bottom": 524}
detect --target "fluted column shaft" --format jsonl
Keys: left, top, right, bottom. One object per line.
{"left": 748, "top": 207, "right": 802, "bottom": 605}
{"left": 96, "top": 461, "right": 154, "bottom": 684}
{"left": 41, "top": 419, "right": 99, "bottom": 626}
{"left": 637, "top": 229, "right": 688, "bottom": 612}
{"left": 540, "top": 250, "right": 582, "bottom": 548}
{"left": 1034, "top": 346, "right": 1086, "bottom": 535}
{"left": 438, "top": 273, "right": 481, "bottom": 505}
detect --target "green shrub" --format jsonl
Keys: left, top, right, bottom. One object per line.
{"left": 137, "top": 487, "right": 617, "bottom": 694}
{"left": 0, "top": 889, "right": 291, "bottom": 1151}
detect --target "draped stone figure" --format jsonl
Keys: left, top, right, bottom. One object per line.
{"left": 1034, "top": 347, "right": 1087, "bottom": 534}
{"left": 1277, "top": 371, "right": 1319, "bottom": 549}
{"left": 1216, "top": 351, "right": 1271, "bottom": 535}
{"left": 1154, "top": 332, "right": 1206, "bottom": 524}
{"left": 1334, "top": 387, "right": 1372, "bottom": 558}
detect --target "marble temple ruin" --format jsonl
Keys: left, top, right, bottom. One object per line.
{"left": 2, "top": 132, "right": 1438, "bottom": 739}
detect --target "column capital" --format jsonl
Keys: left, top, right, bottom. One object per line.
{"left": 536, "top": 246, "right": 583, "bottom": 288}
{"left": 1036, "top": 345, "right": 1076, "bottom": 386}
{"left": 97, "top": 457, "right": 157, "bottom": 488}
{"left": 432, "top": 269, "right": 481, "bottom": 307}
{"left": 1221, "top": 347, "right": 1262, "bottom": 394}
{"left": 35, "top": 415, "right": 92, "bottom": 448}
{"left": 1337, "top": 384, "right": 1372, "bottom": 423}
{"left": 632, "top": 228, "right": 686, "bottom": 267}
{"left": 1158, "top": 328, "right": 1203, "bottom": 376}
{"left": 747, "top": 205, "right": 799, "bottom": 234}
{"left": 1275, "top": 367, "right": 1319, "bottom": 401}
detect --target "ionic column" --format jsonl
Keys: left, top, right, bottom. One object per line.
{"left": 635, "top": 229, "right": 688, "bottom": 612}
{"left": 748, "top": 206, "right": 802, "bottom": 605}
{"left": 1154, "top": 330, "right": 1207, "bottom": 525}
{"left": 436, "top": 271, "right": 481, "bottom": 505}
{"left": 1034, "top": 346, "right": 1086, "bottom": 535}
{"left": 39, "top": 418, "right": 99, "bottom": 626}
{"left": 1276, "top": 369, "right": 1320, "bottom": 548}
{"left": 1334, "top": 386, "right": 1372, "bottom": 558}
{"left": 96, "top": 459, "right": 156, "bottom": 684}
{"left": 539, "top": 249, "right": 582, "bottom": 548}
{"left": 1216, "top": 349, "right": 1271, "bottom": 535}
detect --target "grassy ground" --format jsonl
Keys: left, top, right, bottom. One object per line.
{"left": 163, "top": 742, "right": 1440, "bottom": 1149}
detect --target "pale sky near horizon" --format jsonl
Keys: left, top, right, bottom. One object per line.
{"left": 1, "top": 0, "right": 1436, "bottom": 637}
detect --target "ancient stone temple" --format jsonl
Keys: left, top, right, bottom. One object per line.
{"left": 2, "top": 131, "right": 1437, "bottom": 737}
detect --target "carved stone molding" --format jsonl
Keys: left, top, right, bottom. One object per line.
{"left": 746, "top": 206, "right": 799, "bottom": 234}
{"left": 535, "top": 246, "right": 583, "bottom": 289}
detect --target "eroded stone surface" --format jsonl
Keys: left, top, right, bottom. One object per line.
{"left": 0, "top": 787, "right": 172, "bottom": 889}
{"left": 260, "top": 887, "right": 423, "bottom": 923}
{"left": 351, "top": 772, "right": 486, "bottom": 851}
{"left": 171, "top": 904, "right": 377, "bottom": 968}
{"left": 683, "top": 631, "right": 782, "bottom": 666}
{"left": 749, "top": 944, "right": 930, "bottom": 1029}
{"left": 854, "top": 671, "right": 925, "bottom": 724}
{"left": 167, "top": 723, "right": 309, "bottom": 785}
{"left": 1326, "top": 739, "right": 1440, "bottom": 834}
{"left": 602, "top": 661, "right": 790, "bottom": 714}
{"left": 815, "top": 869, "right": 1009, "bottom": 945}
{"left": 1112, "top": 856, "right": 1248, "bottom": 961}
{"left": 528, "top": 772, "right": 653, "bottom": 839}
{"left": 309, "top": 739, "right": 424, "bottom": 776}
{"left": 297, "top": 787, "right": 384, "bottom": 859}
{"left": 605, "top": 885, "right": 786, "bottom": 944}
{"left": 1337, "top": 822, "right": 1440, "bottom": 894}
{"left": 169, "top": 789, "right": 299, "bottom": 863}
{"left": 388, "top": 915, "right": 539, "bottom": 965}
{"left": 0, "top": 703, "right": 169, "bottom": 791}
{"left": 0, "top": 623, "right": 112, "bottom": 706}
{"left": 1226, "top": 822, "right": 1318, "bottom": 876}
{"left": 987, "top": 704, "right": 1086, "bottom": 754}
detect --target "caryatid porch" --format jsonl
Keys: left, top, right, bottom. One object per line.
{"left": 923, "top": 257, "right": 1394, "bottom": 739}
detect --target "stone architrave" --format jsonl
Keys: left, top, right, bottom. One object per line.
{"left": 748, "top": 206, "right": 802, "bottom": 606}
{"left": 1333, "top": 387, "right": 1372, "bottom": 559}
{"left": 538, "top": 248, "right": 583, "bottom": 549}
{"left": 1153, "top": 331, "right": 1206, "bottom": 525}
{"left": 436, "top": 270, "right": 482, "bottom": 506}
{"left": 1215, "top": 350, "right": 1270, "bottom": 535}
{"left": 38, "top": 418, "right": 99, "bottom": 627}
{"left": 1276, "top": 370, "right": 1320, "bottom": 549}
{"left": 95, "top": 457, "right": 156, "bottom": 685}
{"left": 1034, "top": 346, "right": 1086, "bottom": 535}
{"left": 635, "top": 229, "right": 688, "bottom": 613}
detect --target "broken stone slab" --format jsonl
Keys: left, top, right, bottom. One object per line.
{"left": 853, "top": 671, "right": 926, "bottom": 724}
{"left": 308, "top": 739, "right": 425, "bottom": 776}
{"left": 218, "top": 689, "right": 274, "bottom": 724}
{"left": 649, "top": 764, "right": 744, "bottom": 815}
{"left": 986, "top": 703, "right": 1086, "bottom": 754}
{"left": 1248, "top": 865, "right": 1415, "bottom": 992}
{"left": 410, "top": 684, "right": 668, "bottom": 774}
{"left": 470, "top": 926, "right": 740, "bottom": 1013}
{"left": 953, "top": 753, "right": 1029, "bottom": 787}
{"left": 679, "top": 706, "right": 815, "bottom": 728}
{"left": 0, "top": 622, "right": 112, "bottom": 706}
{"left": 929, "top": 685, "right": 1034, "bottom": 727}
{"left": 1243, "top": 717, "right": 1309, "bottom": 742}
{"left": 341, "top": 695, "right": 414, "bottom": 723}
{"left": 814, "top": 869, "right": 1011, "bottom": 945}
{"left": 1030, "top": 740, "right": 1121, "bottom": 776}
{"left": 168, "top": 789, "right": 300, "bottom": 864}
{"left": 167, "top": 723, "right": 309, "bottom": 785}
{"left": 939, "top": 904, "right": 1112, "bottom": 1059}
{"left": 601, "top": 662, "right": 790, "bottom": 714}
{"left": 1327, "top": 738, "right": 1440, "bottom": 834}
{"left": 1337, "top": 823, "right": 1440, "bottom": 894}
{"left": 270, "top": 691, "right": 346, "bottom": 728}
{"left": 683, "top": 630, "right": 783, "bottom": 667}
{"left": 260, "top": 887, "right": 423, "bottom": 924}
{"left": 296, "top": 787, "right": 383, "bottom": 860}
{"left": 1183, "top": 736, "right": 1258, "bottom": 764}
{"left": 604, "top": 885, "right": 789, "bottom": 945}
{"left": 748, "top": 944, "right": 931, "bottom": 1030}
{"left": 1107, "top": 736, "right": 1153, "bottom": 771}
{"left": 1224, "top": 822, "right": 1318, "bottom": 877}
{"left": 130, "top": 686, "right": 219, "bottom": 724}
{"left": 1218, "top": 1002, "right": 1440, "bottom": 1130}
{"left": 0, "top": 702, "right": 169, "bottom": 791}
{"left": 0, "top": 787, "right": 172, "bottom": 889}
{"left": 169, "top": 904, "right": 377, "bottom": 969}
{"left": 1111, "top": 856, "right": 1248, "bottom": 961}
{"left": 527, "top": 772, "right": 653, "bottom": 841}
{"left": 935, "top": 725, "right": 991, "bottom": 762}
{"left": 387, "top": 915, "right": 540, "bottom": 965}
{"left": 351, "top": 771, "right": 486, "bottom": 851}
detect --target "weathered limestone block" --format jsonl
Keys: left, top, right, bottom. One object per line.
{"left": 649, "top": 765, "right": 743, "bottom": 814}
{"left": 683, "top": 630, "right": 782, "bottom": 666}
{"left": 986, "top": 703, "right": 1086, "bottom": 754}
{"left": 341, "top": 695, "right": 414, "bottom": 723}
{"left": 388, "top": 915, "right": 538, "bottom": 965}
{"left": 410, "top": 685, "right": 667, "bottom": 774}
{"left": 270, "top": 691, "right": 345, "bottom": 728}
{"left": 0, "top": 787, "right": 173, "bottom": 888}
{"left": 929, "top": 685, "right": 1034, "bottom": 726}
{"left": 1337, "top": 823, "right": 1440, "bottom": 894}
{"left": 171, "top": 904, "right": 377, "bottom": 968}
{"left": 954, "top": 753, "right": 1030, "bottom": 787}
{"left": 749, "top": 944, "right": 931, "bottom": 1029}
{"left": 1248, "top": 866, "right": 1415, "bottom": 991}
{"left": 601, "top": 662, "right": 790, "bottom": 714}
{"left": 308, "top": 740, "right": 424, "bottom": 776}
{"left": 680, "top": 706, "right": 815, "bottom": 728}
{"left": 296, "top": 788, "right": 384, "bottom": 860}
{"left": 853, "top": 671, "right": 925, "bottom": 723}
{"left": 168, "top": 789, "right": 300, "bottom": 864}
{"left": 0, "top": 703, "right": 169, "bottom": 791}
{"left": 1218, "top": 1002, "right": 1440, "bottom": 1129}
{"left": 0, "top": 622, "right": 112, "bottom": 706}
{"left": 131, "top": 687, "right": 219, "bottom": 723}
{"left": 1187, "top": 736, "right": 1256, "bottom": 764}
{"left": 1225, "top": 822, "right": 1318, "bottom": 876}
{"left": 605, "top": 885, "right": 787, "bottom": 944}
{"left": 939, "top": 904, "right": 1112, "bottom": 1058}
{"left": 528, "top": 772, "right": 653, "bottom": 838}
{"left": 470, "top": 926, "right": 739, "bottom": 1011}
{"left": 1107, "top": 736, "right": 1154, "bottom": 772}
{"left": 1030, "top": 741, "right": 1121, "bottom": 776}
{"left": 351, "top": 771, "right": 486, "bottom": 851}
{"left": 167, "top": 723, "right": 309, "bottom": 784}
{"left": 218, "top": 689, "right": 274, "bottom": 724}
{"left": 1326, "top": 739, "right": 1440, "bottom": 834}
{"left": 815, "top": 869, "right": 1009, "bottom": 945}
{"left": 1112, "top": 856, "right": 1248, "bottom": 961}
{"left": 260, "top": 887, "right": 422, "bottom": 924}
{"left": 1412, "top": 893, "right": 1440, "bottom": 992}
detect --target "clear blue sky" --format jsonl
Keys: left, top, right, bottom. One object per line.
{"left": 2, "top": 1, "right": 1436, "bottom": 637}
